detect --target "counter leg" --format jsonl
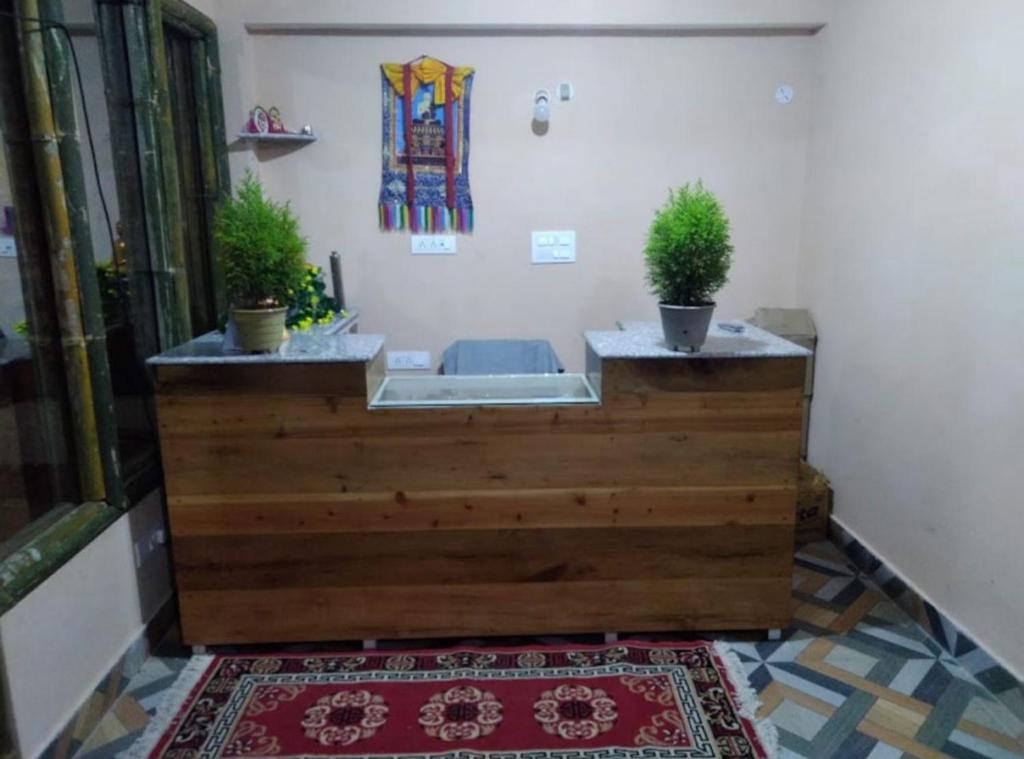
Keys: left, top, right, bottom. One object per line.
{"left": 603, "top": 632, "right": 619, "bottom": 644}
{"left": 362, "top": 639, "right": 378, "bottom": 650}
{"left": 192, "top": 645, "right": 208, "bottom": 655}
{"left": 767, "top": 629, "right": 782, "bottom": 641}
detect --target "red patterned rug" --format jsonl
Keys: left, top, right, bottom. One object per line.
{"left": 134, "top": 641, "right": 777, "bottom": 758}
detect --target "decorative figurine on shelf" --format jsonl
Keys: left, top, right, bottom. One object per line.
{"left": 246, "top": 105, "right": 269, "bottom": 134}
{"left": 244, "top": 105, "right": 313, "bottom": 138}
{"left": 268, "top": 106, "right": 286, "bottom": 133}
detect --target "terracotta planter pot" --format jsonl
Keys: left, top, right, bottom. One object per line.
{"left": 658, "top": 303, "right": 715, "bottom": 353}
{"left": 232, "top": 306, "right": 288, "bottom": 353}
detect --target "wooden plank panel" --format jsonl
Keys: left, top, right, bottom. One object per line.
{"left": 168, "top": 486, "right": 796, "bottom": 536}
{"left": 157, "top": 389, "right": 803, "bottom": 440}
{"left": 160, "top": 429, "right": 801, "bottom": 496}
{"left": 157, "top": 352, "right": 802, "bottom": 643}
{"left": 364, "top": 349, "right": 386, "bottom": 402}
{"left": 156, "top": 361, "right": 370, "bottom": 397}
{"left": 601, "top": 356, "right": 807, "bottom": 394}
{"left": 179, "top": 578, "right": 793, "bottom": 644}
{"left": 173, "top": 524, "right": 794, "bottom": 591}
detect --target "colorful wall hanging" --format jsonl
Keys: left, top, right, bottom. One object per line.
{"left": 378, "top": 56, "right": 475, "bottom": 233}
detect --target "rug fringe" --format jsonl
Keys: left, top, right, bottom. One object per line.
{"left": 120, "top": 655, "right": 214, "bottom": 759}
{"left": 713, "top": 640, "right": 780, "bottom": 759}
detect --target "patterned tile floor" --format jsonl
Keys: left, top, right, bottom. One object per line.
{"left": 73, "top": 541, "right": 1023, "bottom": 759}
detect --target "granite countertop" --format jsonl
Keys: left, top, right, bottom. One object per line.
{"left": 147, "top": 319, "right": 383, "bottom": 366}
{"left": 584, "top": 319, "right": 811, "bottom": 359}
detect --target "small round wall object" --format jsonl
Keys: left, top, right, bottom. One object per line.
{"left": 775, "top": 84, "right": 794, "bottom": 105}
{"left": 248, "top": 105, "right": 269, "bottom": 134}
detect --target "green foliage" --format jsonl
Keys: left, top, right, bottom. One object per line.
{"left": 13, "top": 320, "right": 28, "bottom": 337}
{"left": 644, "top": 181, "right": 734, "bottom": 306}
{"left": 287, "top": 264, "right": 345, "bottom": 330}
{"left": 215, "top": 171, "right": 307, "bottom": 309}
{"left": 95, "top": 261, "right": 127, "bottom": 325}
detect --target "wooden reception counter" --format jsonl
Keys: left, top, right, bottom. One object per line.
{"left": 150, "top": 321, "right": 809, "bottom": 645}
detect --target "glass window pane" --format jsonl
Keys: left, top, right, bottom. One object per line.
{"left": 0, "top": 149, "right": 77, "bottom": 542}
{"left": 69, "top": 12, "right": 159, "bottom": 490}
{"left": 164, "top": 24, "right": 218, "bottom": 337}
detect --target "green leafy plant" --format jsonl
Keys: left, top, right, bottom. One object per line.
{"left": 644, "top": 181, "right": 734, "bottom": 306}
{"left": 287, "top": 264, "right": 345, "bottom": 330}
{"left": 215, "top": 171, "right": 307, "bottom": 309}
{"left": 95, "top": 261, "right": 128, "bottom": 325}
{"left": 13, "top": 320, "right": 28, "bottom": 337}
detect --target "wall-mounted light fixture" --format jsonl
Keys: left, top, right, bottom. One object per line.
{"left": 533, "top": 89, "right": 551, "bottom": 123}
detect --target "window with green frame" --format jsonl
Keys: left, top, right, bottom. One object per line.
{"left": 0, "top": 0, "right": 228, "bottom": 615}
{"left": 0, "top": 0, "right": 123, "bottom": 607}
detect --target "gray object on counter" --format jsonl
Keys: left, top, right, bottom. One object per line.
{"left": 441, "top": 339, "right": 565, "bottom": 375}
{"left": 330, "top": 251, "right": 345, "bottom": 310}
{"left": 585, "top": 319, "right": 812, "bottom": 359}
{"left": 0, "top": 336, "right": 30, "bottom": 368}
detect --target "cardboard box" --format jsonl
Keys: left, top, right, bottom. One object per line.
{"left": 796, "top": 461, "right": 833, "bottom": 544}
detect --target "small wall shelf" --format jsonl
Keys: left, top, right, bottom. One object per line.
{"left": 236, "top": 132, "right": 318, "bottom": 145}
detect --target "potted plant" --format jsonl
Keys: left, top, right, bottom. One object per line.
{"left": 215, "top": 172, "right": 307, "bottom": 352}
{"left": 644, "top": 181, "right": 734, "bottom": 352}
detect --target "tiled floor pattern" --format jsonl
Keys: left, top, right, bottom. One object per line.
{"left": 831, "top": 520, "right": 1024, "bottom": 724}
{"left": 72, "top": 541, "right": 1023, "bottom": 759}
{"left": 72, "top": 656, "right": 189, "bottom": 758}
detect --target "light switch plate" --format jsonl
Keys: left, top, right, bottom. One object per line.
{"left": 0, "top": 236, "right": 16, "bottom": 257}
{"left": 411, "top": 235, "right": 456, "bottom": 255}
{"left": 532, "top": 230, "right": 576, "bottom": 264}
{"left": 387, "top": 350, "right": 432, "bottom": 370}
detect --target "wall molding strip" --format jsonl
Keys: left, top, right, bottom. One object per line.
{"left": 244, "top": 23, "right": 825, "bottom": 38}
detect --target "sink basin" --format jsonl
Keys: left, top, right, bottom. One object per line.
{"left": 370, "top": 373, "right": 599, "bottom": 408}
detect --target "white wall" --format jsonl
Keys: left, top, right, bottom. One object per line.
{"left": 800, "top": 0, "right": 1024, "bottom": 676}
{"left": 0, "top": 491, "right": 172, "bottom": 758}
{"left": 215, "top": 1, "right": 823, "bottom": 371}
